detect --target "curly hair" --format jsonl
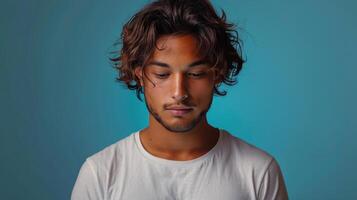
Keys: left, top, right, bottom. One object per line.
{"left": 110, "top": 0, "right": 245, "bottom": 101}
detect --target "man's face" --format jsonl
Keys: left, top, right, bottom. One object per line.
{"left": 137, "top": 34, "right": 218, "bottom": 133}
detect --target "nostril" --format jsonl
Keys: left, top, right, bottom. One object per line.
{"left": 172, "top": 94, "right": 188, "bottom": 102}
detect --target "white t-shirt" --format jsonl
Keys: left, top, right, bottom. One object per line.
{"left": 71, "top": 129, "right": 288, "bottom": 200}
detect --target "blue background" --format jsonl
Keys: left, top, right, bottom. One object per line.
{"left": 1, "top": 0, "right": 356, "bottom": 199}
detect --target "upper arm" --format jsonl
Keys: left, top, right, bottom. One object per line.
{"left": 257, "top": 158, "right": 289, "bottom": 200}
{"left": 71, "top": 159, "right": 105, "bottom": 200}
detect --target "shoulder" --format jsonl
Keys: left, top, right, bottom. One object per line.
{"left": 220, "top": 129, "right": 288, "bottom": 198}
{"left": 86, "top": 132, "right": 137, "bottom": 172}
{"left": 71, "top": 133, "right": 137, "bottom": 199}
{"left": 221, "top": 129, "right": 275, "bottom": 172}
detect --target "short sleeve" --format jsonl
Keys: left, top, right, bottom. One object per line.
{"left": 257, "top": 158, "right": 289, "bottom": 200}
{"left": 71, "top": 159, "right": 105, "bottom": 200}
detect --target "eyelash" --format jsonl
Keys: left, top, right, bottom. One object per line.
{"left": 154, "top": 73, "right": 169, "bottom": 79}
{"left": 154, "top": 73, "right": 206, "bottom": 79}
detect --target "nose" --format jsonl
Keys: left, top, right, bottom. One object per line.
{"left": 172, "top": 73, "right": 188, "bottom": 102}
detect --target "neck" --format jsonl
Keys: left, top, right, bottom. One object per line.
{"left": 139, "top": 114, "right": 220, "bottom": 161}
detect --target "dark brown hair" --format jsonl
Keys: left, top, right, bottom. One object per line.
{"left": 111, "top": 0, "right": 245, "bottom": 101}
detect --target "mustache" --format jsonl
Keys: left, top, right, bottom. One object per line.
{"left": 163, "top": 101, "right": 196, "bottom": 109}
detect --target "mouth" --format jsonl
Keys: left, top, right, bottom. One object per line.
{"left": 166, "top": 108, "right": 193, "bottom": 116}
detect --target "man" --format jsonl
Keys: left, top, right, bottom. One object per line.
{"left": 71, "top": 0, "right": 288, "bottom": 199}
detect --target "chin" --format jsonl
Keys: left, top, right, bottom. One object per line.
{"left": 161, "top": 113, "right": 206, "bottom": 133}
{"left": 162, "top": 123, "right": 196, "bottom": 133}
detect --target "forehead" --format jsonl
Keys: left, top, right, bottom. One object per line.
{"left": 150, "top": 34, "right": 202, "bottom": 62}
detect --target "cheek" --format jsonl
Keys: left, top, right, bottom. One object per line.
{"left": 144, "top": 85, "right": 167, "bottom": 105}
{"left": 188, "top": 80, "right": 215, "bottom": 101}
{"left": 190, "top": 75, "right": 215, "bottom": 90}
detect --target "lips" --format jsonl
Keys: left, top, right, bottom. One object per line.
{"left": 166, "top": 107, "right": 193, "bottom": 116}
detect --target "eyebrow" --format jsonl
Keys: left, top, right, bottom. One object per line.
{"left": 147, "top": 60, "right": 208, "bottom": 68}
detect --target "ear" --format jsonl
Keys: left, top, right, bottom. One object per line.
{"left": 134, "top": 67, "right": 144, "bottom": 86}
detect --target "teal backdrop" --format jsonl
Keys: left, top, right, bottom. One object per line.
{"left": 1, "top": 0, "right": 356, "bottom": 199}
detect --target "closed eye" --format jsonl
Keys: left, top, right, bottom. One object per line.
{"left": 187, "top": 72, "right": 207, "bottom": 78}
{"left": 153, "top": 72, "right": 207, "bottom": 79}
{"left": 154, "top": 73, "right": 170, "bottom": 79}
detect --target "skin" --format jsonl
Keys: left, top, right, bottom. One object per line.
{"left": 135, "top": 34, "right": 221, "bottom": 161}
